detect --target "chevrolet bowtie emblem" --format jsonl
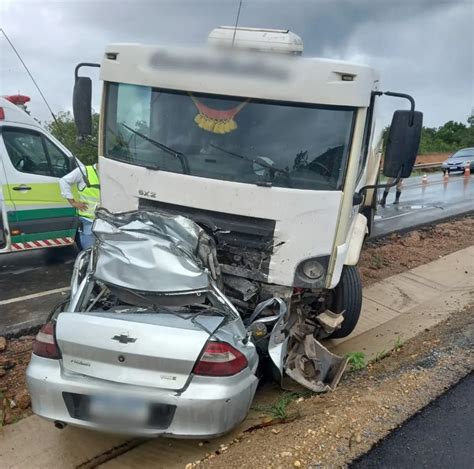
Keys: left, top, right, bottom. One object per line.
{"left": 112, "top": 334, "right": 137, "bottom": 344}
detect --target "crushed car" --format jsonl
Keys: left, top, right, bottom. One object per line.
{"left": 27, "top": 209, "right": 346, "bottom": 437}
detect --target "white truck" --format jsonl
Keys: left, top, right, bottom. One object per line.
{"left": 0, "top": 95, "right": 78, "bottom": 253}
{"left": 72, "top": 27, "right": 422, "bottom": 347}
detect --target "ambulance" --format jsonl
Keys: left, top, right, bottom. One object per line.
{"left": 0, "top": 95, "right": 78, "bottom": 254}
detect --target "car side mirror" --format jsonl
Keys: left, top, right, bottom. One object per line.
{"left": 383, "top": 110, "right": 423, "bottom": 178}
{"left": 73, "top": 76, "right": 92, "bottom": 138}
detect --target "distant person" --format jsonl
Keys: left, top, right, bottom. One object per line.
{"left": 380, "top": 177, "right": 403, "bottom": 207}
{"left": 60, "top": 162, "right": 100, "bottom": 250}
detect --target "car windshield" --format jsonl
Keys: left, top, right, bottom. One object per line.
{"left": 104, "top": 83, "right": 356, "bottom": 191}
{"left": 451, "top": 149, "right": 474, "bottom": 158}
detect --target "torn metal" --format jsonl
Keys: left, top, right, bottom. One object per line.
{"left": 92, "top": 208, "right": 221, "bottom": 293}
{"left": 283, "top": 310, "right": 347, "bottom": 392}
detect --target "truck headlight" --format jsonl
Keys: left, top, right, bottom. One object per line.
{"left": 300, "top": 259, "right": 325, "bottom": 280}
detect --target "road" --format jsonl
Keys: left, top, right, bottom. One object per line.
{"left": 373, "top": 172, "right": 473, "bottom": 237}
{"left": 0, "top": 171, "right": 472, "bottom": 335}
{"left": 351, "top": 372, "right": 474, "bottom": 468}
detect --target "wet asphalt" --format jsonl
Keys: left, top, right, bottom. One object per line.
{"left": 373, "top": 172, "right": 473, "bottom": 237}
{"left": 0, "top": 172, "right": 472, "bottom": 334}
{"left": 351, "top": 372, "right": 474, "bottom": 469}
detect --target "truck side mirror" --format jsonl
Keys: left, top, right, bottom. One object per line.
{"left": 73, "top": 76, "right": 92, "bottom": 137}
{"left": 383, "top": 110, "right": 423, "bottom": 178}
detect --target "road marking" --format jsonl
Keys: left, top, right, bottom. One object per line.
{"left": 380, "top": 206, "right": 438, "bottom": 221}
{"left": 0, "top": 287, "right": 70, "bottom": 306}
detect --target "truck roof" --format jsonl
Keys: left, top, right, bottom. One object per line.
{"left": 100, "top": 43, "right": 379, "bottom": 108}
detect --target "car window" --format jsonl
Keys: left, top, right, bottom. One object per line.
{"left": 2, "top": 127, "right": 52, "bottom": 176}
{"left": 43, "top": 138, "right": 70, "bottom": 177}
{"left": 452, "top": 149, "right": 474, "bottom": 158}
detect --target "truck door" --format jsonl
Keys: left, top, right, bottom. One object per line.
{"left": 0, "top": 126, "right": 77, "bottom": 250}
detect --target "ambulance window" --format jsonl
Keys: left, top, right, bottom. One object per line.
{"left": 2, "top": 128, "right": 52, "bottom": 176}
{"left": 43, "top": 138, "right": 70, "bottom": 177}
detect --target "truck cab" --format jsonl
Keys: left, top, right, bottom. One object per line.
{"left": 0, "top": 95, "right": 78, "bottom": 253}
{"left": 73, "top": 27, "right": 422, "bottom": 340}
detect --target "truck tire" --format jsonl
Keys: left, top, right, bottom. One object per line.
{"left": 330, "top": 265, "right": 362, "bottom": 339}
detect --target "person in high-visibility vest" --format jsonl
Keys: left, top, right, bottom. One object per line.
{"left": 60, "top": 163, "right": 100, "bottom": 250}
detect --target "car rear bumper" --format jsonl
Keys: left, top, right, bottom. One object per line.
{"left": 26, "top": 354, "right": 258, "bottom": 438}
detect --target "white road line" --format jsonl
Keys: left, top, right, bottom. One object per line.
{"left": 0, "top": 287, "right": 70, "bottom": 306}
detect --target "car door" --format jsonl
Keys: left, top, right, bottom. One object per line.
{"left": 0, "top": 125, "right": 77, "bottom": 249}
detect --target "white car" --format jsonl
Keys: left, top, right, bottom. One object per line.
{"left": 27, "top": 210, "right": 260, "bottom": 437}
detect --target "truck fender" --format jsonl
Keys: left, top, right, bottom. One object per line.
{"left": 344, "top": 213, "right": 368, "bottom": 266}
{"left": 327, "top": 213, "right": 367, "bottom": 289}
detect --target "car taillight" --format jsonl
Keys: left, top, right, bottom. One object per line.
{"left": 33, "top": 322, "right": 61, "bottom": 359}
{"left": 193, "top": 341, "right": 248, "bottom": 377}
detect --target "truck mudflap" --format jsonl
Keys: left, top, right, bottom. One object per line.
{"left": 249, "top": 297, "right": 348, "bottom": 393}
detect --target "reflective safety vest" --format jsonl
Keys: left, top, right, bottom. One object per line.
{"left": 78, "top": 165, "right": 100, "bottom": 219}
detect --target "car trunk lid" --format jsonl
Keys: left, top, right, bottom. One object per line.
{"left": 56, "top": 311, "right": 224, "bottom": 390}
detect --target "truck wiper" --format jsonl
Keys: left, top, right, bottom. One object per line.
{"left": 209, "top": 144, "right": 289, "bottom": 177}
{"left": 122, "top": 124, "right": 190, "bottom": 174}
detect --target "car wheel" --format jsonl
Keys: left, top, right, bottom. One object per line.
{"left": 329, "top": 265, "right": 363, "bottom": 339}
{"left": 442, "top": 169, "right": 446, "bottom": 175}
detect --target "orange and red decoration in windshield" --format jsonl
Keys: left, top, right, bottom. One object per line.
{"left": 190, "top": 94, "right": 249, "bottom": 134}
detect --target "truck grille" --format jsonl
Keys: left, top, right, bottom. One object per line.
{"left": 138, "top": 199, "right": 275, "bottom": 278}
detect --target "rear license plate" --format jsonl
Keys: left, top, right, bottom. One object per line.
{"left": 89, "top": 395, "right": 148, "bottom": 425}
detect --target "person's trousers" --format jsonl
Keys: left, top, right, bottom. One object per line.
{"left": 79, "top": 217, "right": 94, "bottom": 250}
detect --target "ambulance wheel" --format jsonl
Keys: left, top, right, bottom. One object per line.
{"left": 329, "top": 265, "right": 362, "bottom": 339}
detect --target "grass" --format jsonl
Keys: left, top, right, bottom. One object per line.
{"left": 394, "top": 336, "right": 404, "bottom": 351}
{"left": 372, "top": 254, "right": 384, "bottom": 269}
{"left": 254, "top": 391, "right": 310, "bottom": 420}
{"left": 346, "top": 351, "right": 366, "bottom": 371}
{"left": 374, "top": 349, "right": 390, "bottom": 362}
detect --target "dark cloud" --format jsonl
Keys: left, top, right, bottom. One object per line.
{"left": 1, "top": 0, "right": 472, "bottom": 126}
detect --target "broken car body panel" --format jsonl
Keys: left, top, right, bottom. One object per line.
{"left": 92, "top": 208, "right": 220, "bottom": 292}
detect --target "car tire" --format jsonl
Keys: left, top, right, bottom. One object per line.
{"left": 329, "top": 265, "right": 363, "bottom": 339}
{"left": 442, "top": 169, "right": 446, "bottom": 175}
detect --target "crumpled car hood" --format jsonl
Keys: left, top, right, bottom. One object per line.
{"left": 92, "top": 209, "right": 220, "bottom": 292}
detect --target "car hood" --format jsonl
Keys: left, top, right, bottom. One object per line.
{"left": 445, "top": 157, "right": 471, "bottom": 164}
{"left": 92, "top": 209, "right": 221, "bottom": 293}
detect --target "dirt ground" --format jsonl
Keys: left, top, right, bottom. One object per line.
{"left": 360, "top": 215, "right": 474, "bottom": 286}
{"left": 200, "top": 306, "right": 473, "bottom": 468}
{"left": 0, "top": 214, "right": 472, "bottom": 428}
{"left": 415, "top": 152, "right": 450, "bottom": 165}
{"left": 0, "top": 335, "right": 33, "bottom": 425}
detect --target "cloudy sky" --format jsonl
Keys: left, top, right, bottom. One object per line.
{"left": 0, "top": 0, "right": 472, "bottom": 127}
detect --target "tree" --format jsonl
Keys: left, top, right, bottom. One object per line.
{"left": 383, "top": 115, "right": 474, "bottom": 155}
{"left": 45, "top": 111, "right": 99, "bottom": 165}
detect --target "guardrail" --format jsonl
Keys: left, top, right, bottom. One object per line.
{"left": 413, "top": 162, "right": 443, "bottom": 169}
{"left": 380, "top": 162, "right": 442, "bottom": 173}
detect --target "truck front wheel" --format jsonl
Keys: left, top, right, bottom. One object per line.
{"left": 329, "top": 265, "right": 363, "bottom": 339}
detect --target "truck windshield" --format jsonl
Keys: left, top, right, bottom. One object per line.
{"left": 104, "top": 83, "right": 356, "bottom": 190}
